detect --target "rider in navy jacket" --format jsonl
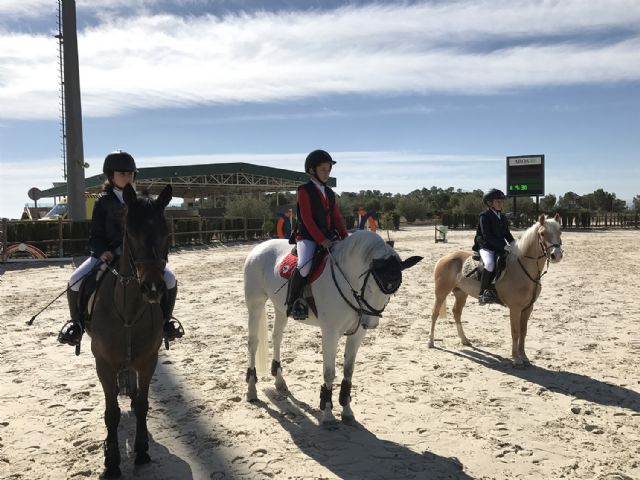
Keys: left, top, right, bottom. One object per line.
{"left": 473, "top": 189, "right": 514, "bottom": 304}
{"left": 58, "top": 151, "right": 183, "bottom": 348}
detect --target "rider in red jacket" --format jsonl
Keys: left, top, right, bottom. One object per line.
{"left": 286, "top": 150, "right": 348, "bottom": 319}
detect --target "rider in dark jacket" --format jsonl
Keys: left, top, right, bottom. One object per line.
{"left": 58, "top": 151, "right": 183, "bottom": 348}
{"left": 472, "top": 189, "right": 514, "bottom": 304}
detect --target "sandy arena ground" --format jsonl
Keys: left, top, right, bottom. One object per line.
{"left": 1, "top": 227, "right": 639, "bottom": 480}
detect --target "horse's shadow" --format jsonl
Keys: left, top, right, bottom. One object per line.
{"left": 113, "top": 409, "right": 194, "bottom": 479}
{"left": 258, "top": 388, "right": 475, "bottom": 480}
{"left": 438, "top": 346, "right": 640, "bottom": 412}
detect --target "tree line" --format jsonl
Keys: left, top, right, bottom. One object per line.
{"left": 226, "top": 187, "right": 639, "bottom": 225}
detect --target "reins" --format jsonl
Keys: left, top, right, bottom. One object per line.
{"left": 516, "top": 232, "right": 561, "bottom": 313}
{"left": 328, "top": 250, "right": 391, "bottom": 335}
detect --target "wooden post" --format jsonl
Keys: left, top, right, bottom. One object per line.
{"left": 198, "top": 217, "right": 203, "bottom": 244}
{"left": 244, "top": 217, "right": 248, "bottom": 240}
{"left": 58, "top": 218, "right": 64, "bottom": 257}
{"left": 1, "top": 218, "right": 7, "bottom": 263}
{"left": 170, "top": 217, "right": 176, "bottom": 248}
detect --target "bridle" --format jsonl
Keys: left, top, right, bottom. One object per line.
{"left": 516, "top": 230, "right": 563, "bottom": 312}
{"left": 328, "top": 251, "right": 401, "bottom": 335}
{"left": 107, "top": 227, "right": 167, "bottom": 286}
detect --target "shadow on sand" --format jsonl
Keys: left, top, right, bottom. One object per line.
{"left": 438, "top": 346, "right": 640, "bottom": 413}
{"left": 98, "top": 360, "right": 233, "bottom": 479}
{"left": 257, "top": 388, "right": 475, "bottom": 480}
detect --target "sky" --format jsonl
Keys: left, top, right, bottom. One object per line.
{"left": 1, "top": 0, "right": 639, "bottom": 218}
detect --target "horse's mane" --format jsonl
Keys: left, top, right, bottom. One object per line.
{"left": 513, "top": 216, "right": 560, "bottom": 258}
{"left": 332, "top": 230, "right": 390, "bottom": 264}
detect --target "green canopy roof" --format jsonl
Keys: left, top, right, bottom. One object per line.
{"left": 38, "top": 162, "right": 336, "bottom": 198}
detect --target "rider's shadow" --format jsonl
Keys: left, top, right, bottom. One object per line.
{"left": 440, "top": 346, "right": 640, "bottom": 413}
{"left": 113, "top": 409, "right": 194, "bottom": 480}
{"left": 260, "top": 389, "right": 474, "bottom": 480}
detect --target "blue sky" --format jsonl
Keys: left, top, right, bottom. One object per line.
{"left": 1, "top": 0, "right": 639, "bottom": 218}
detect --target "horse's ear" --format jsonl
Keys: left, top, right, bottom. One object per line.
{"left": 538, "top": 213, "right": 546, "bottom": 225}
{"left": 554, "top": 212, "right": 561, "bottom": 223}
{"left": 156, "top": 185, "right": 172, "bottom": 210}
{"left": 123, "top": 183, "right": 137, "bottom": 206}
{"left": 400, "top": 255, "right": 423, "bottom": 270}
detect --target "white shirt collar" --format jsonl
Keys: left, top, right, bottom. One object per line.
{"left": 310, "top": 176, "right": 326, "bottom": 197}
{"left": 112, "top": 188, "right": 125, "bottom": 204}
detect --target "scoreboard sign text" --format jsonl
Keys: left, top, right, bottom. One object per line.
{"left": 506, "top": 155, "right": 545, "bottom": 196}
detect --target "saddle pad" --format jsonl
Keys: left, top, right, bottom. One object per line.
{"left": 462, "top": 256, "right": 482, "bottom": 280}
{"left": 277, "top": 253, "right": 327, "bottom": 284}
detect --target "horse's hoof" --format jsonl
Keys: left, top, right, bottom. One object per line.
{"left": 247, "top": 384, "right": 258, "bottom": 402}
{"left": 341, "top": 414, "right": 355, "bottom": 426}
{"left": 461, "top": 339, "right": 472, "bottom": 347}
{"left": 427, "top": 339, "right": 435, "bottom": 348}
{"left": 101, "top": 466, "right": 122, "bottom": 479}
{"left": 275, "top": 379, "right": 289, "bottom": 394}
{"left": 135, "top": 452, "right": 151, "bottom": 465}
{"left": 322, "top": 419, "right": 339, "bottom": 430}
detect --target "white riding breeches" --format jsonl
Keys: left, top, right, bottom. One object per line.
{"left": 479, "top": 248, "right": 496, "bottom": 273}
{"left": 296, "top": 239, "right": 317, "bottom": 277}
{"left": 68, "top": 255, "right": 176, "bottom": 291}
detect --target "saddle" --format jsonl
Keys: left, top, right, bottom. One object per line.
{"left": 278, "top": 247, "right": 328, "bottom": 317}
{"left": 463, "top": 252, "right": 508, "bottom": 284}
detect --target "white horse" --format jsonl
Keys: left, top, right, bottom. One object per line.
{"left": 244, "top": 230, "right": 422, "bottom": 425}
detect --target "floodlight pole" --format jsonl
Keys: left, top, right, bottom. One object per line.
{"left": 62, "top": 0, "right": 86, "bottom": 221}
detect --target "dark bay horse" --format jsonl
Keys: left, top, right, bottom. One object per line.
{"left": 430, "top": 214, "right": 563, "bottom": 367}
{"left": 87, "top": 184, "right": 172, "bottom": 478}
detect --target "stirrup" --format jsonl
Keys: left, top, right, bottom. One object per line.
{"left": 290, "top": 299, "right": 309, "bottom": 320}
{"left": 58, "top": 321, "right": 83, "bottom": 346}
{"left": 479, "top": 290, "right": 498, "bottom": 305}
{"left": 163, "top": 317, "right": 185, "bottom": 340}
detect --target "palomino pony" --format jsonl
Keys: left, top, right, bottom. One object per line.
{"left": 429, "top": 214, "right": 563, "bottom": 367}
{"left": 244, "top": 230, "right": 422, "bottom": 425}
{"left": 88, "top": 184, "right": 172, "bottom": 478}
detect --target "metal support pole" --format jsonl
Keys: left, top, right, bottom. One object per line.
{"left": 62, "top": 0, "right": 86, "bottom": 221}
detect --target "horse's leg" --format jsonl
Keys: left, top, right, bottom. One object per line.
{"left": 96, "top": 359, "right": 122, "bottom": 479}
{"left": 133, "top": 357, "right": 156, "bottom": 466}
{"left": 508, "top": 307, "right": 524, "bottom": 367}
{"left": 271, "top": 308, "right": 289, "bottom": 393}
{"left": 452, "top": 288, "right": 471, "bottom": 346}
{"left": 518, "top": 305, "right": 534, "bottom": 366}
{"left": 246, "top": 295, "right": 267, "bottom": 402}
{"left": 319, "top": 329, "right": 340, "bottom": 425}
{"left": 429, "top": 291, "right": 447, "bottom": 348}
{"left": 340, "top": 326, "right": 366, "bottom": 425}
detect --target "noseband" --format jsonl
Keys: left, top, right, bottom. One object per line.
{"left": 107, "top": 229, "right": 166, "bottom": 285}
{"left": 329, "top": 253, "right": 402, "bottom": 334}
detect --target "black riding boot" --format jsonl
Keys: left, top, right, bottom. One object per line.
{"left": 162, "top": 285, "right": 184, "bottom": 341}
{"left": 285, "top": 268, "right": 308, "bottom": 320}
{"left": 58, "top": 289, "right": 83, "bottom": 346}
{"left": 479, "top": 269, "right": 497, "bottom": 305}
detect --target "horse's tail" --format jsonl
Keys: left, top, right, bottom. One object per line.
{"left": 256, "top": 305, "right": 269, "bottom": 374}
{"left": 438, "top": 296, "right": 447, "bottom": 319}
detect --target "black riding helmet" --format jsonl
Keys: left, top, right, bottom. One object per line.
{"left": 103, "top": 150, "right": 138, "bottom": 179}
{"left": 483, "top": 188, "right": 506, "bottom": 206}
{"left": 304, "top": 149, "right": 336, "bottom": 174}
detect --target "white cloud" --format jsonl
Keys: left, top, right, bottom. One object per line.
{"left": 1, "top": 1, "right": 640, "bottom": 119}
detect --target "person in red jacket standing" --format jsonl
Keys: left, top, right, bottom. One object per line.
{"left": 286, "top": 149, "right": 349, "bottom": 320}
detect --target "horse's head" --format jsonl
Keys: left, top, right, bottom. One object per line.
{"left": 123, "top": 184, "right": 172, "bottom": 303}
{"left": 369, "top": 253, "right": 423, "bottom": 296}
{"left": 537, "top": 213, "right": 563, "bottom": 263}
